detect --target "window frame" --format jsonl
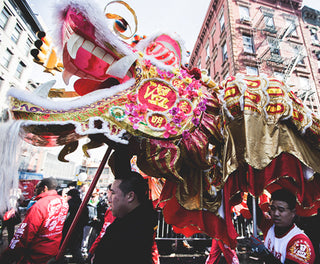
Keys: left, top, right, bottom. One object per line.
{"left": 264, "top": 15, "right": 275, "bottom": 31}
{"left": 24, "top": 37, "right": 33, "bottom": 56}
{"left": 11, "top": 23, "right": 23, "bottom": 44}
{"left": 285, "top": 19, "right": 298, "bottom": 37}
{"left": 246, "top": 66, "right": 258, "bottom": 76}
{"left": 0, "top": 6, "right": 10, "bottom": 29}
{"left": 219, "top": 12, "right": 225, "bottom": 33}
{"left": 242, "top": 35, "right": 254, "bottom": 53}
{"left": 15, "top": 61, "right": 25, "bottom": 79}
{"left": 239, "top": 6, "right": 250, "bottom": 22}
{"left": 1, "top": 48, "right": 13, "bottom": 68}
{"left": 222, "top": 42, "right": 228, "bottom": 62}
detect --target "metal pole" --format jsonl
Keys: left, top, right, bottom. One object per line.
{"left": 252, "top": 196, "right": 257, "bottom": 237}
{"left": 55, "top": 146, "right": 112, "bottom": 261}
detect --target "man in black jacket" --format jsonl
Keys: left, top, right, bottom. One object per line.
{"left": 92, "top": 171, "right": 157, "bottom": 264}
{"left": 62, "top": 188, "right": 88, "bottom": 264}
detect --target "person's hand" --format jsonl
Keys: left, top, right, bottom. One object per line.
{"left": 250, "top": 236, "right": 269, "bottom": 255}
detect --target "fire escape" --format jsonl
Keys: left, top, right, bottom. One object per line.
{"left": 253, "top": 6, "right": 319, "bottom": 113}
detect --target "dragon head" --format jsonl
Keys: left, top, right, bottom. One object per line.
{"left": 8, "top": 0, "right": 218, "bottom": 157}
{"left": 58, "top": 0, "right": 185, "bottom": 95}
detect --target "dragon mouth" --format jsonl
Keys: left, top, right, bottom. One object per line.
{"left": 61, "top": 8, "right": 136, "bottom": 95}
{"left": 67, "top": 33, "right": 116, "bottom": 65}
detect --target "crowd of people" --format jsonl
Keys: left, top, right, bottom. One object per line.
{"left": 0, "top": 166, "right": 160, "bottom": 264}
{"left": 0, "top": 172, "right": 319, "bottom": 264}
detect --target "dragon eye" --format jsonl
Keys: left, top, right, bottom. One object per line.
{"left": 104, "top": 1, "right": 137, "bottom": 40}
{"left": 115, "top": 18, "right": 128, "bottom": 33}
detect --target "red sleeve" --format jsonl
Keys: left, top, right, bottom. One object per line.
{"left": 8, "top": 202, "right": 45, "bottom": 253}
{"left": 286, "top": 234, "right": 315, "bottom": 264}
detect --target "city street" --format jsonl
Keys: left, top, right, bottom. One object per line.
{"left": 0, "top": 227, "right": 264, "bottom": 263}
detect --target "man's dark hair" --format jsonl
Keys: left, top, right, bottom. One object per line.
{"left": 67, "top": 188, "right": 80, "bottom": 198}
{"left": 117, "top": 171, "right": 149, "bottom": 204}
{"left": 38, "top": 177, "right": 58, "bottom": 190}
{"left": 271, "top": 189, "right": 296, "bottom": 210}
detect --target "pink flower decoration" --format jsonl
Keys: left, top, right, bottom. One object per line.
{"left": 180, "top": 69, "right": 190, "bottom": 78}
{"left": 166, "top": 71, "right": 175, "bottom": 79}
{"left": 182, "top": 130, "right": 191, "bottom": 140}
{"left": 125, "top": 103, "right": 135, "bottom": 115}
{"left": 193, "top": 108, "right": 201, "bottom": 116}
{"left": 163, "top": 123, "right": 177, "bottom": 138}
{"left": 169, "top": 107, "right": 180, "bottom": 116}
{"left": 127, "top": 94, "right": 137, "bottom": 102}
{"left": 187, "top": 90, "right": 198, "bottom": 100}
{"left": 145, "top": 60, "right": 152, "bottom": 68}
{"left": 192, "top": 117, "right": 200, "bottom": 126}
{"left": 129, "top": 116, "right": 144, "bottom": 130}
{"left": 172, "top": 116, "right": 182, "bottom": 127}
{"left": 157, "top": 68, "right": 165, "bottom": 79}
{"left": 136, "top": 104, "right": 148, "bottom": 114}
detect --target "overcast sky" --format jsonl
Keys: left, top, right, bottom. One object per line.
{"left": 28, "top": 0, "right": 320, "bottom": 53}
{"left": 28, "top": 0, "right": 210, "bottom": 52}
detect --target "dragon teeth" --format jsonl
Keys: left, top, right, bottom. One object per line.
{"left": 92, "top": 46, "right": 105, "bottom": 59}
{"left": 82, "top": 40, "right": 95, "bottom": 52}
{"left": 67, "top": 33, "right": 115, "bottom": 65}
{"left": 102, "top": 53, "right": 114, "bottom": 64}
{"left": 106, "top": 53, "right": 138, "bottom": 78}
{"left": 67, "top": 34, "right": 84, "bottom": 59}
{"left": 62, "top": 69, "right": 74, "bottom": 85}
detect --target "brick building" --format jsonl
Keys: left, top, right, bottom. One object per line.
{"left": 189, "top": 0, "right": 320, "bottom": 114}
{"left": 0, "top": 0, "right": 43, "bottom": 118}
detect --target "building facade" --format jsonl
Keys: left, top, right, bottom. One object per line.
{"left": 77, "top": 162, "right": 114, "bottom": 189}
{"left": 0, "top": 0, "right": 43, "bottom": 118}
{"left": 189, "top": 0, "right": 320, "bottom": 114}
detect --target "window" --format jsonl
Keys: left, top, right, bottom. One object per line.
{"left": 11, "top": 23, "right": 22, "bottom": 43}
{"left": 299, "top": 77, "right": 310, "bottom": 91}
{"left": 239, "top": 6, "right": 250, "bottom": 22}
{"left": 24, "top": 37, "right": 33, "bottom": 56}
{"left": 15, "top": 61, "right": 25, "bottom": 79}
{"left": 310, "top": 28, "right": 319, "bottom": 44}
{"left": 0, "top": 7, "right": 10, "bottom": 29}
{"left": 207, "top": 67, "right": 211, "bottom": 77}
{"left": 222, "top": 42, "right": 228, "bottom": 62}
{"left": 298, "top": 77, "right": 312, "bottom": 103}
{"left": 316, "top": 52, "right": 320, "bottom": 68}
{"left": 1, "top": 49, "right": 13, "bottom": 68}
{"left": 206, "top": 43, "right": 210, "bottom": 59}
{"left": 219, "top": 12, "right": 225, "bottom": 33}
{"left": 284, "top": 19, "right": 297, "bottom": 37}
{"left": 246, "top": 66, "right": 258, "bottom": 75}
{"left": 243, "top": 35, "right": 254, "bottom": 53}
{"left": 264, "top": 15, "right": 275, "bottom": 30}
{"left": 293, "top": 46, "right": 304, "bottom": 64}
{"left": 268, "top": 38, "right": 280, "bottom": 56}
{"left": 197, "top": 58, "right": 201, "bottom": 69}
{"left": 223, "top": 71, "right": 229, "bottom": 80}
{"left": 211, "top": 23, "right": 216, "bottom": 37}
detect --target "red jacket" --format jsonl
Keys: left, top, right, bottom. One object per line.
{"left": 89, "top": 209, "right": 115, "bottom": 254}
{"left": 3, "top": 190, "right": 69, "bottom": 264}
